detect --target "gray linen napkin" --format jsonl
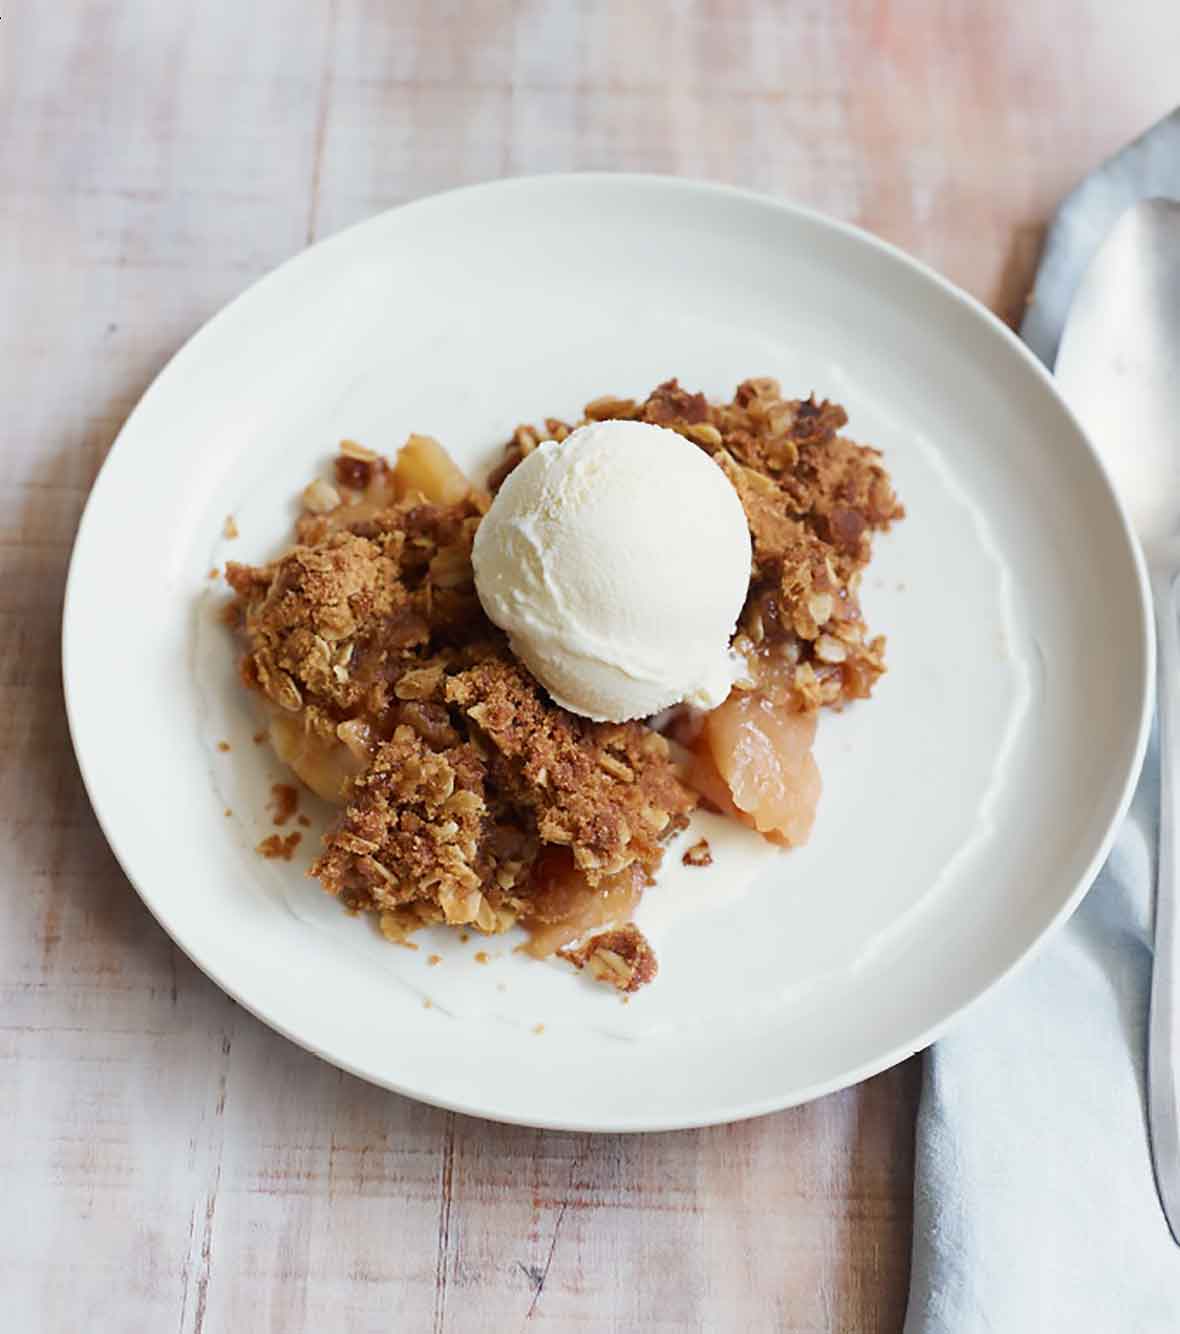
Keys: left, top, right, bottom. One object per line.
{"left": 904, "top": 108, "right": 1180, "bottom": 1334}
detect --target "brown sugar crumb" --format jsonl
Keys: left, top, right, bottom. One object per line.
{"left": 532, "top": 1023, "right": 545, "bottom": 1035}
{"left": 223, "top": 807, "right": 232, "bottom": 817}
{"left": 559, "top": 924, "right": 658, "bottom": 993}
{"left": 459, "top": 932, "right": 470, "bottom": 943}
{"left": 256, "top": 832, "right": 301, "bottom": 861}
{"left": 682, "top": 838, "right": 713, "bottom": 868}
{"left": 208, "top": 567, "right": 220, "bottom": 580}
{"left": 252, "top": 729, "right": 268, "bottom": 745}
{"left": 216, "top": 740, "right": 231, "bottom": 753}
{"left": 422, "top": 997, "right": 433, "bottom": 1009}
{"left": 296, "top": 813, "right": 311, "bottom": 828}
{"left": 474, "top": 950, "right": 490, "bottom": 964}
{"left": 268, "top": 782, "right": 299, "bottom": 826}
{"left": 427, "top": 953, "right": 442, "bottom": 966}
{"left": 223, "top": 515, "right": 239, "bottom": 540}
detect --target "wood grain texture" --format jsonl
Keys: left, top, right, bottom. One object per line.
{"left": 2, "top": 2, "right": 1177, "bottom": 1329}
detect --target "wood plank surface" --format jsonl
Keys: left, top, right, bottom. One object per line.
{"left": 2, "top": 2, "right": 1176, "bottom": 1330}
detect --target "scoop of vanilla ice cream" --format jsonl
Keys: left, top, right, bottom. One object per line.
{"left": 472, "top": 418, "right": 752, "bottom": 722}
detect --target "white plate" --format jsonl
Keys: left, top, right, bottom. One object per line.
{"left": 63, "top": 175, "right": 1152, "bottom": 1131}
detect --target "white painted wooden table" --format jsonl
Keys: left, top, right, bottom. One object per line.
{"left": 3, "top": 3, "right": 1177, "bottom": 1329}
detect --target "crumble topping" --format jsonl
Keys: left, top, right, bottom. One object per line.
{"left": 227, "top": 483, "right": 696, "bottom": 956}
{"left": 228, "top": 377, "right": 902, "bottom": 991}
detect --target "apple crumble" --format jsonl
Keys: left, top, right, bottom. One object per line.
{"left": 226, "top": 378, "right": 902, "bottom": 992}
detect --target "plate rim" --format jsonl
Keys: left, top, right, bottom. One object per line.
{"left": 62, "top": 172, "right": 1154, "bottom": 1131}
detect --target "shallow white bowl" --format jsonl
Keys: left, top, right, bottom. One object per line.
{"left": 63, "top": 175, "right": 1151, "bottom": 1131}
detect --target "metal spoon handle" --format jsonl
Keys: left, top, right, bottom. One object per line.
{"left": 1149, "top": 566, "right": 1180, "bottom": 1243}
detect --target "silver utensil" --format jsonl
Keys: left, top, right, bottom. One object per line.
{"left": 1056, "top": 197, "right": 1180, "bottom": 1244}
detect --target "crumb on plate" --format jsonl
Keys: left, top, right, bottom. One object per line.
{"left": 559, "top": 924, "right": 657, "bottom": 993}
{"left": 682, "top": 837, "right": 713, "bottom": 867}
{"left": 256, "top": 832, "right": 301, "bottom": 861}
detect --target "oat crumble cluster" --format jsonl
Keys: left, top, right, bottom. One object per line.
{"left": 558, "top": 924, "right": 658, "bottom": 994}
{"left": 226, "top": 379, "right": 902, "bottom": 992}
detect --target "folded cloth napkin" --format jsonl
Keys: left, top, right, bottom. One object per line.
{"left": 904, "top": 108, "right": 1180, "bottom": 1334}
